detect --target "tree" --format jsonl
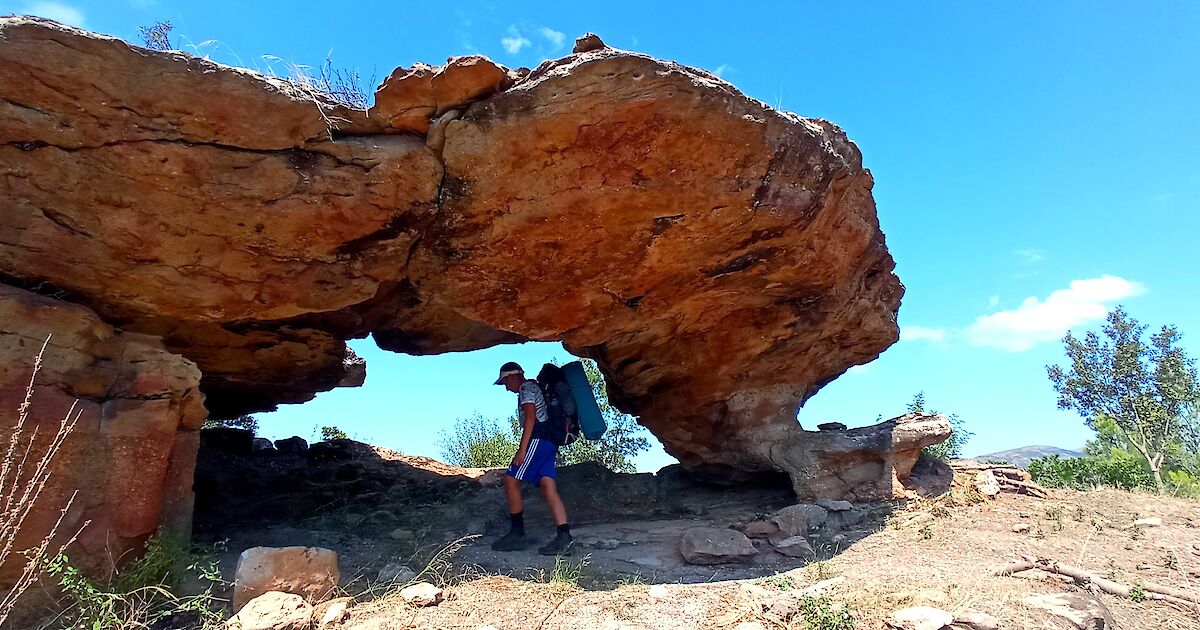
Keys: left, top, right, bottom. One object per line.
{"left": 439, "top": 360, "right": 651, "bottom": 472}
{"left": 320, "top": 426, "right": 348, "bottom": 441}
{"left": 202, "top": 414, "right": 257, "bottom": 434}
{"left": 1047, "top": 307, "right": 1199, "bottom": 492}
{"left": 907, "top": 391, "right": 971, "bottom": 461}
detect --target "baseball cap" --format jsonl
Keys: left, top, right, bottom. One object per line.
{"left": 494, "top": 361, "right": 524, "bottom": 385}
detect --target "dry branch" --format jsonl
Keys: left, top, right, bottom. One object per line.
{"left": 995, "top": 556, "right": 1199, "bottom": 607}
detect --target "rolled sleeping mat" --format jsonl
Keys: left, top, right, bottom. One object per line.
{"left": 562, "top": 360, "right": 607, "bottom": 440}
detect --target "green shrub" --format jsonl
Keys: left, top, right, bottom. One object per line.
{"left": 1165, "top": 469, "right": 1200, "bottom": 499}
{"left": 202, "top": 414, "right": 257, "bottom": 434}
{"left": 320, "top": 425, "right": 348, "bottom": 441}
{"left": 797, "top": 596, "right": 856, "bottom": 629}
{"left": 48, "top": 535, "right": 224, "bottom": 629}
{"left": 1028, "top": 454, "right": 1153, "bottom": 491}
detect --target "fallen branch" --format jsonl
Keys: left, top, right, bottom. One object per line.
{"left": 995, "top": 556, "right": 1199, "bottom": 607}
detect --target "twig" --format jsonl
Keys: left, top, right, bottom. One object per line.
{"left": 995, "top": 556, "right": 1200, "bottom": 606}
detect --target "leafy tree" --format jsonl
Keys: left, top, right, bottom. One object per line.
{"left": 1047, "top": 307, "right": 1199, "bottom": 492}
{"left": 906, "top": 392, "right": 971, "bottom": 461}
{"left": 201, "top": 414, "right": 257, "bottom": 434}
{"left": 320, "top": 426, "right": 348, "bottom": 441}
{"left": 439, "top": 360, "right": 651, "bottom": 472}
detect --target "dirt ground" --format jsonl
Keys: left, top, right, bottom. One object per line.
{"left": 336, "top": 487, "right": 1200, "bottom": 629}
{"left": 193, "top": 436, "right": 1200, "bottom": 629}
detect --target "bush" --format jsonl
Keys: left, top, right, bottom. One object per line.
{"left": 439, "top": 414, "right": 517, "bottom": 468}
{"left": 202, "top": 414, "right": 257, "bottom": 434}
{"left": 49, "top": 534, "right": 224, "bottom": 629}
{"left": 796, "top": 596, "right": 856, "bottom": 629}
{"left": 320, "top": 425, "right": 348, "bottom": 441}
{"left": 1165, "top": 469, "right": 1200, "bottom": 499}
{"left": 907, "top": 392, "right": 972, "bottom": 461}
{"left": 1028, "top": 453, "right": 1153, "bottom": 491}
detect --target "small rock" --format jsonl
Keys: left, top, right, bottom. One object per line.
{"left": 314, "top": 596, "right": 354, "bottom": 627}
{"left": 815, "top": 499, "right": 854, "bottom": 512}
{"left": 1012, "top": 523, "right": 1031, "bottom": 533}
{"left": 227, "top": 591, "right": 313, "bottom": 630}
{"left": 679, "top": 527, "right": 758, "bottom": 565}
{"left": 817, "top": 422, "right": 847, "bottom": 431}
{"left": 274, "top": 436, "right": 308, "bottom": 454}
{"left": 742, "top": 520, "right": 781, "bottom": 539}
{"left": 233, "top": 546, "right": 340, "bottom": 611}
{"left": 572, "top": 33, "right": 606, "bottom": 54}
{"left": 648, "top": 584, "right": 669, "bottom": 599}
{"left": 828, "top": 509, "right": 866, "bottom": 529}
{"left": 593, "top": 538, "right": 620, "bottom": 550}
{"left": 1023, "top": 592, "right": 1114, "bottom": 629}
{"left": 400, "top": 582, "right": 443, "bottom": 607}
{"left": 887, "top": 606, "right": 954, "bottom": 630}
{"left": 830, "top": 533, "right": 847, "bottom": 546}
{"left": 377, "top": 562, "right": 416, "bottom": 584}
{"left": 974, "top": 470, "right": 1001, "bottom": 497}
{"left": 771, "top": 535, "right": 816, "bottom": 559}
{"left": 773, "top": 503, "right": 828, "bottom": 534}
{"left": 952, "top": 610, "right": 999, "bottom": 630}
{"left": 1134, "top": 517, "right": 1162, "bottom": 527}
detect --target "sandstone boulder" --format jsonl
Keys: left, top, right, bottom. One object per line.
{"left": 742, "top": 520, "right": 781, "bottom": 539}
{"left": 816, "top": 499, "right": 854, "bottom": 511}
{"left": 771, "top": 535, "right": 816, "bottom": 559}
{"left": 274, "top": 436, "right": 309, "bottom": 455}
{"left": 377, "top": 561, "right": 417, "bottom": 584}
{"left": 952, "top": 610, "right": 1000, "bottom": 630}
{"left": 314, "top": 596, "right": 354, "bottom": 628}
{"left": 1022, "top": 592, "right": 1114, "bottom": 629}
{"left": 227, "top": 591, "right": 313, "bottom": 630}
{"left": 400, "top": 581, "right": 444, "bottom": 606}
{"left": 679, "top": 527, "right": 758, "bottom": 565}
{"left": 233, "top": 546, "right": 340, "bottom": 610}
{"left": 974, "top": 471, "right": 1000, "bottom": 498}
{"left": 772, "top": 504, "right": 828, "bottom": 535}
{"left": 887, "top": 606, "right": 954, "bottom": 630}
{"left": 817, "top": 422, "right": 848, "bottom": 431}
{"left": 0, "top": 19, "right": 932, "bottom": 571}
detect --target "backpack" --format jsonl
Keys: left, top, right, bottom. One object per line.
{"left": 536, "top": 364, "right": 581, "bottom": 446}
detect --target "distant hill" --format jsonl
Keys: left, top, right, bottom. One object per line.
{"left": 969, "top": 445, "right": 1084, "bottom": 469}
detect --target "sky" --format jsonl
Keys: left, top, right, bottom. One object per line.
{"left": 6, "top": 1, "right": 1198, "bottom": 471}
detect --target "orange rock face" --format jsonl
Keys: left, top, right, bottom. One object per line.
{"left": 0, "top": 17, "right": 938, "bottom": 539}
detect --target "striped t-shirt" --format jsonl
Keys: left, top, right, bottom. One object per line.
{"left": 518, "top": 380, "right": 549, "bottom": 424}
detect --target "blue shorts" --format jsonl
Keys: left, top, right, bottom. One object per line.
{"left": 506, "top": 438, "right": 557, "bottom": 485}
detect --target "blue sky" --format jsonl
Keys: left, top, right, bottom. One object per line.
{"left": 8, "top": 1, "right": 1198, "bottom": 470}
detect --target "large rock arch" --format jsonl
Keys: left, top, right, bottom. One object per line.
{"left": 0, "top": 19, "right": 948, "bottom": 576}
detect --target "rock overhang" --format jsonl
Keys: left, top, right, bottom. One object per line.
{"left": 0, "top": 20, "right": 945, "bottom": 500}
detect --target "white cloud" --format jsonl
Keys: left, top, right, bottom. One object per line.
{"left": 1014, "top": 248, "right": 1045, "bottom": 264}
{"left": 540, "top": 27, "right": 565, "bottom": 49}
{"left": 501, "top": 26, "right": 531, "bottom": 54}
{"left": 966, "top": 275, "right": 1146, "bottom": 352}
{"left": 21, "top": 1, "right": 85, "bottom": 27}
{"left": 713, "top": 64, "right": 731, "bottom": 77}
{"left": 900, "top": 326, "right": 947, "bottom": 343}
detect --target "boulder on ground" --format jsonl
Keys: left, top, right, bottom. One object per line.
{"left": 817, "top": 422, "right": 848, "bottom": 431}
{"left": 741, "top": 520, "right": 781, "bottom": 539}
{"left": 252, "top": 437, "right": 277, "bottom": 454}
{"left": 227, "top": 591, "right": 313, "bottom": 630}
{"left": 772, "top": 504, "right": 828, "bottom": 535}
{"left": 377, "top": 561, "right": 417, "bottom": 584}
{"left": 400, "top": 581, "right": 444, "bottom": 606}
{"left": 815, "top": 498, "right": 854, "bottom": 512}
{"left": 771, "top": 536, "right": 816, "bottom": 559}
{"left": 974, "top": 471, "right": 1001, "bottom": 497}
{"left": 679, "top": 527, "right": 758, "bottom": 565}
{"left": 314, "top": 596, "right": 354, "bottom": 627}
{"left": 274, "top": 436, "right": 309, "bottom": 455}
{"left": 233, "top": 546, "right": 340, "bottom": 610}
{"left": 887, "top": 606, "right": 954, "bottom": 630}
{"left": 1022, "top": 592, "right": 1114, "bottom": 629}
{"left": 953, "top": 610, "right": 1000, "bottom": 630}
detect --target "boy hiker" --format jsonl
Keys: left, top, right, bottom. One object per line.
{"left": 491, "top": 361, "right": 574, "bottom": 555}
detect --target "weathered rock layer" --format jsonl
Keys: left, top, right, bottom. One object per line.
{"left": 0, "top": 17, "right": 939, "bottom": 548}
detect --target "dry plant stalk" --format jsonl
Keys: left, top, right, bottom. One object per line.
{"left": 0, "top": 336, "right": 87, "bottom": 624}
{"left": 995, "top": 555, "right": 1200, "bottom": 607}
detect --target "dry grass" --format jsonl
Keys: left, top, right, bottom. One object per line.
{"left": 0, "top": 336, "right": 86, "bottom": 625}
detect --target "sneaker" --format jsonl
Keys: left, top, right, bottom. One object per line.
{"left": 491, "top": 531, "right": 528, "bottom": 552}
{"left": 538, "top": 532, "right": 574, "bottom": 556}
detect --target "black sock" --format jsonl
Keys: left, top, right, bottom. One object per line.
{"left": 557, "top": 523, "right": 571, "bottom": 536}
{"left": 510, "top": 511, "right": 525, "bottom": 534}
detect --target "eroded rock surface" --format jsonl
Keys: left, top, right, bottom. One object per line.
{"left": 0, "top": 18, "right": 930, "bottom": 507}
